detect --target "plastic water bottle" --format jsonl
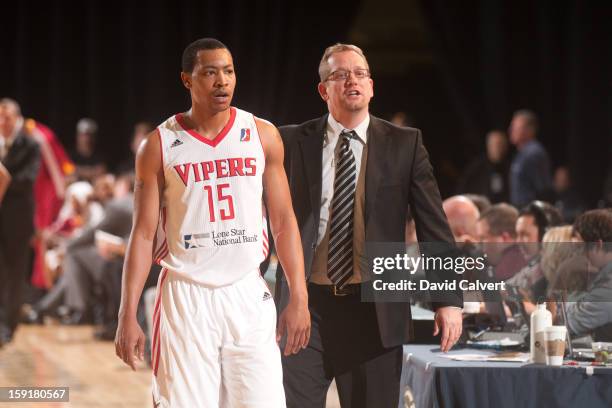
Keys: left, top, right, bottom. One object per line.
{"left": 530, "top": 303, "right": 552, "bottom": 363}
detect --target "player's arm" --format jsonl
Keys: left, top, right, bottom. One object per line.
{"left": 257, "top": 118, "right": 310, "bottom": 356}
{"left": 115, "top": 130, "right": 163, "bottom": 370}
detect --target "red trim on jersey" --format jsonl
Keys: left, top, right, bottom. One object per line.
{"left": 152, "top": 268, "right": 168, "bottom": 377}
{"left": 175, "top": 107, "right": 236, "bottom": 147}
{"left": 153, "top": 242, "right": 167, "bottom": 263}
{"left": 262, "top": 204, "right": 269, "bottom": 258}
{"left": 153, "top": 208, "right": 168, "bottom": 264}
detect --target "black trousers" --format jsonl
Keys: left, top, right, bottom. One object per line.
{"left": 282, "top": 284, "right": 402, "bottom": 408}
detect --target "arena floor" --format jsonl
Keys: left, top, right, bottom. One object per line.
{"left": 0, "top": 325, "right": 340, "bottom": 407}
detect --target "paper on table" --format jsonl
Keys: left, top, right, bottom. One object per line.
{"left": 440, "top": 352, "right": 530, "bottom": 362}
{"left": 467, "top": 338, "right": 522, "bottom": 347}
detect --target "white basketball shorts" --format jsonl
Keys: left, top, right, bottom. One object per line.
{"left": 151, "top": 268, "right": 285, "bottom": 407}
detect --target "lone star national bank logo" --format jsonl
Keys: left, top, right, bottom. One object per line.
{"left": 184, "top": 233, "right": 211, "bottom": 249}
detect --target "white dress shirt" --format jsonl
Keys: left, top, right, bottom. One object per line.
{"left": 317, "top": 114, "right": 369, "bottom": 245}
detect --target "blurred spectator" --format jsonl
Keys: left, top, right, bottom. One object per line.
{"left": 115, "top": 121, "right": 153, "bottom": 174}
{"left": 506, "top": 201, "right": 563, "bottom": 302}
{"left": 0, "top": 98, "right": 40, "bottom": 346}
{"left": 565, "top": 209, "right": 612, "bottom": 341}
{"left": 553, "top": 166, "right": 586, "bottom": 223}
{"left": 442, "top": 195, "right": 480, "bottom": 243}
{"left": 37, "top": 181, "right": 104, "bottom": 288}
{"left": 390, "top": 111, "right": 414, "bottom": 127}
{"left": 509, "top": 110, "right": 553, "bottom": 207}
{"left": 70, "top": 118, "right": 106, "bottom": 182}
{"left": 457, "top": 130, "right": 510, "bottom": 203}
{"left": 476, "top": 203, "right": 527, "bottom": 280}
{"left": 27, "top": 173, "right": 133, "bottom": 325}
{"left": 93, "top": 173, "right": 116, "bottom": 206}
{"left": 443, "top": 196, "right": 483, "bottom": 313}
{"left": 541, "top": 225, "right": 592, "bottom": 299}
{"left": 464, "top": 194, "right": 491, "bottom": 214}
{"left": 25, "top": 119, "right": 75, "bottom": 289}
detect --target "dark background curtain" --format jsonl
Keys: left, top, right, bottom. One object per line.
{"left": 0, "top": 0, "right": 360, "bottom": 168}
{"left": 419, "top": 0, "right": 611, "bottom": 206}
{"left": 1, "top": 0, "right": 610, "bottom": 205}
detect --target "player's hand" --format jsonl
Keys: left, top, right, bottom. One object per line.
{"left": 115, "top": 314, "right": 146, "bottom": 371}
{"left": 433, "top": 306, "right": 463, "bottom": 352}
{"left": 276, "top": 298, "right": 310, "bottom": 356}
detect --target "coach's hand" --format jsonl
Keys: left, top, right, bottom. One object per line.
{"left": 115, "top": 315, "right": 146, "bottom": 371}
{"left": 277, "top": 298, "right": 311, "bottom": 356}
{"left": 433, "top": 306, "right": 463, "bottom": 352}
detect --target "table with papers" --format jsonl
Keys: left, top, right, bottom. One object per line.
{"left": 399, "top": 344, "right": 612, "bottom": 408}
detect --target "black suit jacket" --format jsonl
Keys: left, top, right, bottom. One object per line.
{"left": 0, "top": 131, "right": 40, "bottom": 240}
{"left": 276, "top": 114, "right": 462, "bottom": 348}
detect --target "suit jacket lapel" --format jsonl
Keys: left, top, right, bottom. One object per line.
{"left": 364, "top": 116, "right": 388, "bottom": 227}
{"left": 298, "top": 115, "right": 327, "bottom": 226}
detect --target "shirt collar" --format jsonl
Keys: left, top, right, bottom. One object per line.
{"left": 326, "top": 114, "right": 369, "bottom": 145}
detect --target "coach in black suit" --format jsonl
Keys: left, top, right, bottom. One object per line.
{"left": 0, "top": 98, "right": 40, "bottom": 345}
{"left": 276, "top": 44, "right": 463, "bottom": 407}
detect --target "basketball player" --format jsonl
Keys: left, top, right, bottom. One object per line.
{"left": 115, "top": 38, "right": 310, "bottom": 407}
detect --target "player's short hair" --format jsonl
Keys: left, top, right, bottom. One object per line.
{"left": 512, "top": 109, "right": 539, "bottom": 133}
{"left": 318, "top": 43, "right": 370, "bottom": 82}
{"left": 479, "top": 203, "right": 519, "bottom": 238}
{"left": 182, "top": 38, "right": 229, "bottom": 73}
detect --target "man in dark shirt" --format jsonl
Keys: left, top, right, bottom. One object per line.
{"left": 0, "top": 98, "right": 40, "bottom": 346}
{"left": 508, "top": 110, "right": 553, "bottom": 207}
{"left": 458, "top": 130, "right": 511, "bottom": 203}
{"left": 476, "top": 203, "right": 527, "bottom": 281}
{"left": 69, "top": 118, "right": 106, "bottom": 181}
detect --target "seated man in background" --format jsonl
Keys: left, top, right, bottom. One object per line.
{"left": 443, "top": 196, "right": 485, "bottom": 312}
{"left": 442, "top": 195, "right": 480, "bottom": 244}
{"left": 565, "top": 209, "right": 612, "bottom": 342}
{"left": 28, "top": 172, "right": 134, "bottom": 325}
{"left": 476, "top": 203, "right": 526, "bottom": 281}
{"left": 506, "top": 200, "right": 563, "bottom": 302}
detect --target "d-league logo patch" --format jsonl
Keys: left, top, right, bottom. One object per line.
{"left": 240, "top": 128, "right": 250, "bottom": 142}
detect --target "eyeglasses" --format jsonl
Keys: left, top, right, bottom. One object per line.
{"left": 325, "top": 68, "right": 370, "bottom": 82}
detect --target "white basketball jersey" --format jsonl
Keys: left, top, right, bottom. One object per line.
{"left": 153, "top": 107, "right": 269, "bottom": 287}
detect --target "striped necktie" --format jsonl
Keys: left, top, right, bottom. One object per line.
{"left": 327, "top": 130, "right": 357, "bottom": 288}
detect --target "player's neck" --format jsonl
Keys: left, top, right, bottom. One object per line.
{"left": 184, "top": 106, "right": 231, "bottom": 139}
{"left": 330, "top": 108, "right": 369, "bottom": 130}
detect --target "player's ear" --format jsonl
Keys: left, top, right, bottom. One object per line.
{"left": 180, "top": 72, "right": 192, "bottom": 90}
{"left": 317, "top": 82, "right": 328, "bottom": 101}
